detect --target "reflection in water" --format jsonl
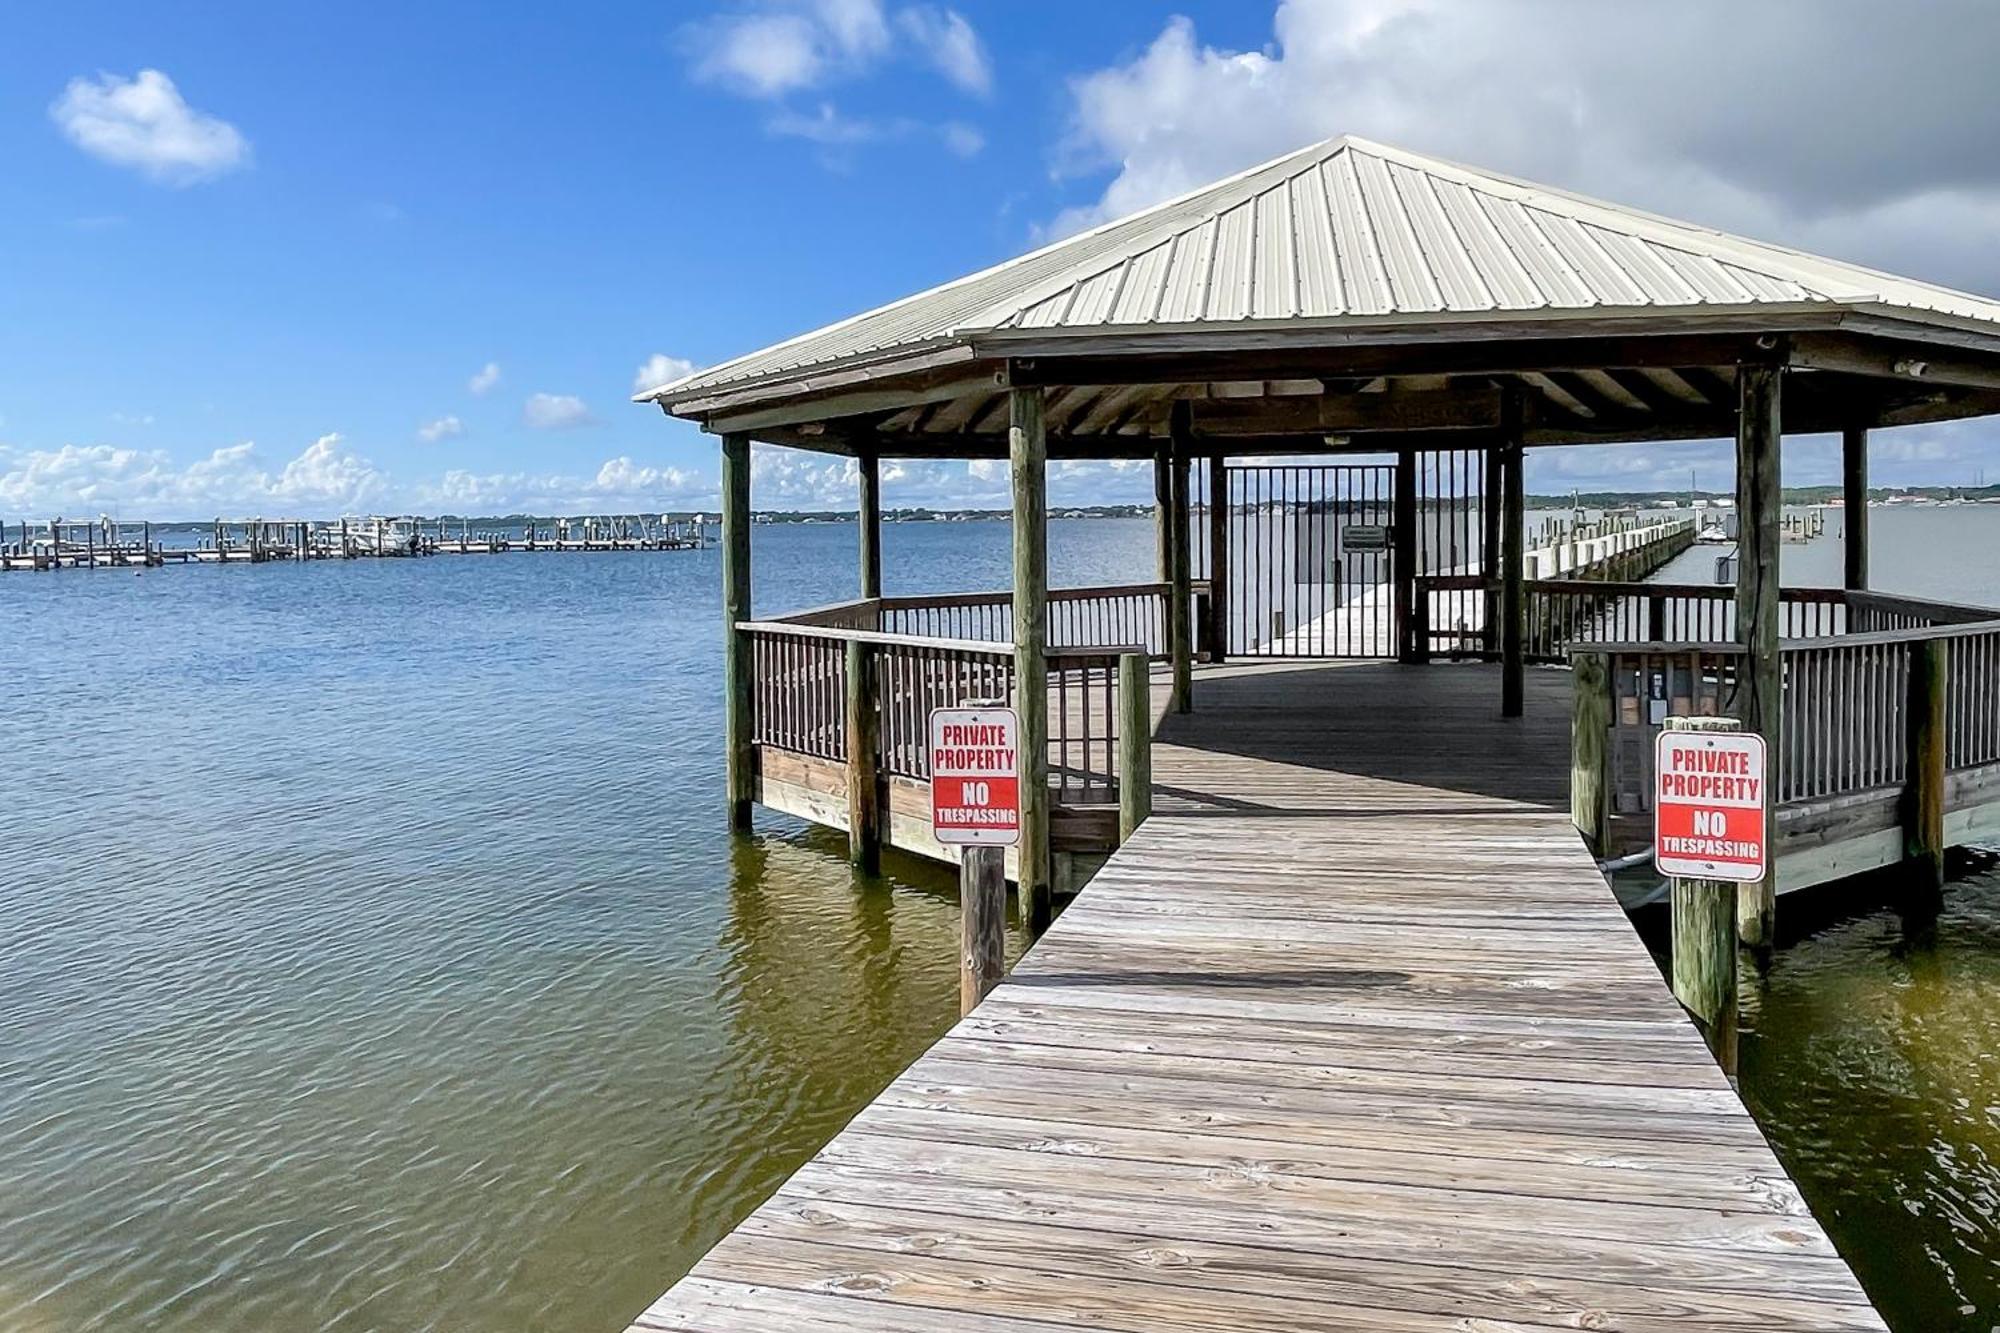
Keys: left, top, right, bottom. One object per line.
{"left": 1737, "top": 866, "right": 2000, "bottom": 1330}
{"left": 4, "top": 512, "right": 2000, "bottom": 1329}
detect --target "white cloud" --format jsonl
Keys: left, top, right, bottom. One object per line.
{"left": 690, "top": 0, "right": 891, "bottom": 97}
{"left": 523, "top": 393, "right": 594, "bottom": 430}
{"left": 0, "top": 434, "right": 385, "bottom": 518}
{"left": 940, "top": 122, "right": 984, "bottom": 158}
{"left": 467, "top": 362, "right": 502, "bottom": 396}
{"left": 50, "top": 70, "right": 249, "bottom": 186}
{"left": 416, "top": 456, "right": 707, "bottom": 513}
{"left": 417, "top": 415, "right": 463, "bottom": 443}
{"left": 897, "top": 7, "right": 992, "bottom": 96}
{"left": 768, "top": 102, "right": 880, "bottom": 146}
{"left": 1048, "top": 0, "right": 2000, "bottom": 298}
{"left": 633, "top": 353, "right": 698, "bottom": 395}
{"left": 688, "top": 1, "right": 991, "bottom": 106}
{"left": 767, "top": 104, "right": 984, "bottom": 160}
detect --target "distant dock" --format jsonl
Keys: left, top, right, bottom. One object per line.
{"left": 1, "top": 514, "right": 714, "bottom": 573}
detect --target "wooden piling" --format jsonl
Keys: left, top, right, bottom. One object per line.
{"left": 1570, "top": 651, "right": 1611, "bottom": 856}
{"left": 857, "top": 454, "right": 882, "bottom": 600}
{"left": 1906, "top": 637, "right": 1947, "bottom": 903}
{"left": 1663, "top": 715, "right": 1742, "bottom": 1075}
{"left": 1010, "top": 387, "right": 1052, "bottom": 934}
{"left": 1842, "top": 425, "right": 1869, "bottom": 591}
{"left": 722, "top": 433, "right": 754, "bottom": 831}
{"left": 1167, "top": 415, "right": 1193, "bottom": 715}
{"left": 959, "top": 844, "right": 1006, "bottom": 1016}
{"left": 1118, "top": 652, "right": 1152, "bottom": 844}
{"left": 845, "top": 637, "right": 881, "bottom": 873}
{"left": 1734, "top": 361, "right": 1783, "bottom": 949}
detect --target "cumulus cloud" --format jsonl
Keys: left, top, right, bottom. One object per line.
{"left": 1048, "top": 0, "right": 2000, "bottom": 298}
{"left": 415, "top": 457, "right": 707, "bottom": 513}
{"left": 896, "top": 6, "right": 991, "bottom": 96}
{"left": 467, "top": 362, "right": 502, "bottom": 396}
{"left": 0, "top": 435, "right": 726, "bottom": 519}
{"left": 417, "top": 415, "right": 463, "bottom": 443}
{"left": 634, "top": 353, "right": 698, "bottom": 395}
{"left": 687, "top": 1, "right": 992, "bottom": 105}
{"left": 50, "top": 69, "right": 249, "bottom": 186}
{"left": 690, "top": 0, "right": 891, "bottom": 97}
{"left": 523, "top": 393, "right": 594, "bottom": 430}
{"left": 767, "top": 104, "right": 986, "bottom": 158}
{"left": 0, "top": 434, "right": 385, "bottom": 518}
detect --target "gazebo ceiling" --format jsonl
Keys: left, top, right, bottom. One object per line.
{"left": 641, "top": 136, "right": 2000, "bottom": 456}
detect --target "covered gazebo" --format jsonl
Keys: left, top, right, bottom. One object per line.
{"left": 640, "top": 135, "right": 2000, "bottom": 943}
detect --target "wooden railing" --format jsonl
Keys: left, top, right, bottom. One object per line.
{"left": 1527, "top": 582, "right": 1848, "bottom": 661}
{"left": 1571, "top": 590, "right": 2000, "bottom": 877}
{"left": 741, "top": 583, "right": 1171, "bottom": 842}
{"left": 763, "top": 582, "right": 1202, "bottom": 659}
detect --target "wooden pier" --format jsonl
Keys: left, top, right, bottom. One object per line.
{"left": 0, "top": 513, "right": 713, "bottom": 572}
{"left": 620, "top": 134, "right": 2000, "bottom": 1327}
{"left": 628, "top": 661, "right": 1884, "bottom": 1331}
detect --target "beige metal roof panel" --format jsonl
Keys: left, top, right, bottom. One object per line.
{"left": 1434, "top": 179, "right": 1544, "bottom": 310}
{"left": 646, "top": 135, "right": 2000, "bottom": 406}
{"left": 1207, "top": 202, "right": 1255, "bottom": 321}
{"left": 1323, "top": 154, "right": 1393, "bottom": 316}
{"left": 1289, "top": 169, "right": 1343, "bottom": 316}
{"left": 1529, "top": 210, "right": 1654, "bottom": 306}
{"left": 1108, "top": 241, "right": 1172, "bottom": 324}
{"left": 1156, "top": 217, "right": 1218, "bottom": 323}
{"left": 1392, "top": 164, "right": 1494, "bottom": 311}
{"left": 1478, "top": 196, "right": 1592, "bottom": 307}
{"left": 1251, "top": 186, "right": 1296, "bottom": 320}
{"left": 1355, "top": 151, "right": 1445, "bottom": 313}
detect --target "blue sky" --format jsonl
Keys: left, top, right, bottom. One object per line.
{"left": 6, "top": 1, "right": 2000, "bottom": 518}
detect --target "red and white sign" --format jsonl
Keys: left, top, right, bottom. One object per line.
{"left": 930, "top": 707, "right": 1021, "bottom": 846}
{"left": 1654, "top": 730, "right": 1768, "bottom": 882}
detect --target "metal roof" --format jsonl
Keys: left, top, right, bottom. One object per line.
{"left": 642, "top": 135, "right": 2000, "bottom": 407}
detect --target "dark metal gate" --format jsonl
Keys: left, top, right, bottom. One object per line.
{"left": 1192, "top": 462, "right": 1396, "bottom": 658}
{"left": 1190, "top": 451, "right": 1496, "bottom": 660}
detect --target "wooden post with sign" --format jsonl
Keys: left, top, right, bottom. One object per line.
{"left": 1656, "top": 715, "right": 1765, "bottom": 1074}
{"left": 932, "top": 705, "right": 1021, "bottom": 1014}
{"left": 959, "top": 845, "right": 1006, "bottom": 1016}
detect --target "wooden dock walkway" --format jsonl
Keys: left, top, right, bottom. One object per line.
{"left": 627, "top": 661, "right": 1883, "bottom": 1331}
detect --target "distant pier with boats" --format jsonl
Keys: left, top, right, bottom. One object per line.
{"left": 1, "top": 512, "right": 715, "bottom": 572}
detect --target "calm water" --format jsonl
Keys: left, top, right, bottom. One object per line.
{"left": 0, "top": 519, "right": 1155, "bottom": 1331}
{"left": 4, "top": 506, "right": 2000, "bottom": 1329}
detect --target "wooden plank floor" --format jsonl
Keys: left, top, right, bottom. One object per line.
{"left": 628, "top": 660, "right": 1885, "bottom": 1332}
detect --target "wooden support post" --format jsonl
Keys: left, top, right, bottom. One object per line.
{"left": 1118, "top": 652, "right": 1152, "bottom": 843}
{"left": 1735, "top": 363, "right": 1782, "bottom": 949}
{"left": 1010, "top": 388, "right": 1052, "bottom": 934}
{"left": 857, "top": 453, "right": 883, "bottom": 600}
{"left": 1905, "top": 638, "right": 1947, "bottom": 906}
{"left": 960, "top": 844, "right": 1007, "bottom": 1016}
{"left": 722, "top": 433, "right": 754, "bottom": 831}
{"left": 1570, "top": 651, "right": 1611, "bottom": 856}
{"left": 1393, "top": 450, "right": 1419, "bottom": 663}
{"left": 1842, "top": 425, "right": 1868, "bottom": 591}
{"left": 1152, "top": 454, "right": 1171, "bottom": 584}
{"left": 845, "top": 638, "right": 881, "bottom": 873}
{"left": 1665, "top": 715, "right": 1741, "bottom": 1075}
{"left": 1167, "top": 404, "right": 1194, "bottom": 714}
{"left": 1206, "top": 452, "right": 1227, "bottom": 664}
{"left": 1501, "top": 393, "right": 1526, "bottom": 718}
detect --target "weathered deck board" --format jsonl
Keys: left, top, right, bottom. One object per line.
{"left": 626, "top": 661, "right": 1884, "bottom": 1331}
